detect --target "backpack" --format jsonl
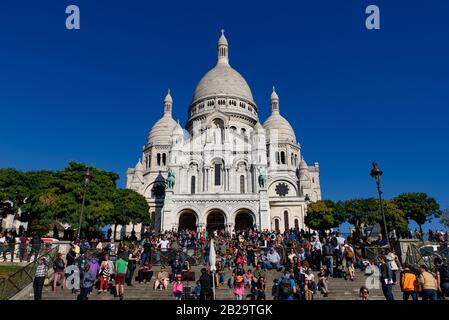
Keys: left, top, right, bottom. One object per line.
{"left": 55, "top": 258, "right": 64, "bottom": 270}
{"left": 323, "top": 244, "right": 333, "bottom": 256}
{"left": 279, "top": 278, "right": 292, "bottom": 297}
{"left": 330, "top": 237, "right": 338, "bottom": 249}
{"left": 344, "top": 247, "right": 354, "bottom": 260}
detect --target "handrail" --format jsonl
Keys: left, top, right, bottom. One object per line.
{"left": 405, "top": 243, "right": 449, "bottom": 272}
{"left": 0, "top": 245, "right": 60, "bottom": 300}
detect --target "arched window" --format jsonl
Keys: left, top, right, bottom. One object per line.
{"left": 276, "top": 152, "right": 280, "bottom": 165}
{"left": 291, "top": 154, "right": 294, "bottom": 166}
{"left": 214, "top": 163, "right": 222, "bottom": 185}
{"left": 284, "top": 210, "right": 290, "bottom": 230}
{"left": 241, "top": 128, "right": 246, "bottom": 136}
{"left": 294, "top": 219, "right": 299, "bottom": 229}
{"left": 280, "top": 152, "right": 286, "bottom": 164}
{"left": 274, "top": 219, "right": 280, "bottom": 231}
{"left": 162, "top": 153, "right": 166, "bottom": 166}
{"left": 157, "top": 153, "right": 161, "bottom": 166}
{"left": 191, "top": 176, "right": 196, "bottom": 194}
{"left": 240, "top": 175, "right": 245, "bottom": 193}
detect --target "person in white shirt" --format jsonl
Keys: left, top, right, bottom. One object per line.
{"left": 311, "top": 236, "right": 323, "bottom": 270}
{"left": 157, "top": 237, "right": 170, "bottom": 264}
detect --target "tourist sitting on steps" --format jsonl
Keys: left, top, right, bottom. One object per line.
{"left": 154, "top": 266, "right": 169, "bottom": 290}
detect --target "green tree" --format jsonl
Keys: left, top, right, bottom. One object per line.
{"left": 110, "top": 188, "right": 150, "bottom": 240}
{"left": 341, "top": 198, "right": 408, "bottom": 235}
{"left": 393, "top": 192, "right": 442, "bottom": 236}
{"left": 0, "top": 168, "right": 29, "bottom": 215}
{"left": 341, "top": 198, "right": 378, "bottom": 234}
{"left": 0, "top": 162, "right": 128, "bottom": 237}
{"left": 305, "top": 200, "right": 342, "bottom": 232}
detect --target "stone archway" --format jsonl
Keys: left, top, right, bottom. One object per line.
{"left": 178, "top": 210, "right": 197, "bottom": 231}
{"left": 206, "top": 210, "right": 226, "bottom": 233}
{"left": 234, "top": 211, "right": 254, "bottom": 231}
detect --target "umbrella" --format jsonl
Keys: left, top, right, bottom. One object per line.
{"left": 209, "top": 238, "right": 216, "bottom": 299}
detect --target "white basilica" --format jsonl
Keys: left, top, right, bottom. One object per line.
{"left": 126, "top": 31, "right": 321, "bottom": 233}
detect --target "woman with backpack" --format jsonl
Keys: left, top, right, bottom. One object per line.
{"left": 52, "top": 253, "right": 66, "bottom": 291}
{"left": 342, "top": 243, "right": 355, "bottom": 281}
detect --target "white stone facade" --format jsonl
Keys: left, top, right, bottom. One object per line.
{"left": 126, "top": 31, "right": 321, "bottom": 233}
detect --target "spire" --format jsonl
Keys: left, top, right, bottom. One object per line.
{"left": 217, "top": 29, "right": 229, "bottom": 65}
{"left": 270, "top": 86, "right": 279, "bottom": 114}
{"left": 164, "top": 89, "right": 173, "bottom": 116}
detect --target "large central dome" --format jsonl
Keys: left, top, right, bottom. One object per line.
{"left": 191, "top": 30, "right": 255, "bottom": 105}
{"left": 186, "top": 31, "right": 259, "bottom": 131}
{"left": 192, "top": 63, "right": 254, "bottom": 104}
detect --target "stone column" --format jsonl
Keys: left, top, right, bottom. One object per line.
{"left": 161, "top": 190, "right": 174, "bottom": 232}
{"left": 259, "top": 188, "right": 270, "bottom": 231}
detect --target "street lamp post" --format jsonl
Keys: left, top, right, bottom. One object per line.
{"left": 77, "top": 167, "right": 93, "bottom": 240}
{"left": 370, "top": 161, "right": 391, "bottom": 249}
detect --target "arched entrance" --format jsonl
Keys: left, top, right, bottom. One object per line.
{"left": 206, "top": 210, "right": 226, "bottom": 233}
{"left": 178, "top": 211, "right": 197, "bottom": 231}
{"left": 234, "top": 211, "right": 254, "bottom": 231}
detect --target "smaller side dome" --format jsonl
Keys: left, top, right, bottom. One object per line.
{"left": 263, "top": 86, "right": 296, "bottom": 143}
{"left": 147, "top": 90, "right": 177, "bottom": 145}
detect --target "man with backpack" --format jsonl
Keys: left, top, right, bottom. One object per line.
{"left": 276, "top": 270, "right": 296, "bottom": 300}
{"left": 330, "top": 233, "right": 341, "bottom": 275}
{"left": 322, "top": 239, "right": 334, "bottom": 277}
{"left": 78, "top": 264, "right": 95, "bottom": 300}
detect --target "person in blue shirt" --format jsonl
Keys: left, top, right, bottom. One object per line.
{"left": 276, "top": 270, "right": 297, "bottom": 300}
{"left": 78, "top": 264, "right": 95, "bottom": 300}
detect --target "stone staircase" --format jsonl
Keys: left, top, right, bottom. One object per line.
{"left": 25, "top": 265, "right": 402, "bottom": 301}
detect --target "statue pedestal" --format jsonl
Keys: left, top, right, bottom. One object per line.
{"left": 161, "top": 189, "right": 174, "bottom": 232}
{"left": 259, "top": 188, "right": 270, "bottom": 231}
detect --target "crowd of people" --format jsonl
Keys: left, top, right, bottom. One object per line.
{"left": 26, "top": 226, "right": 449, "bottom": 301}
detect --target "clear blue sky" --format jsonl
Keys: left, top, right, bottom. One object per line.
{"left": 0, "top": 0, "right": 448, "bottom": 231}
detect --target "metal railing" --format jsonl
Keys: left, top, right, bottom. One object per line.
{"left": 0, "top": 245, "right": 59, "bottom": 300}
{"left": 405, "top": 243, "right": 449, "bottom": 271}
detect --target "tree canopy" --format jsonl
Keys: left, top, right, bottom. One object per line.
{"left": 304, "top": 200, "right": 343, "bottom": 232}
{"left": 339, "top": 198, "right": 408, "bottom": 234}
{"left": 392, "top": 192, "right": 441, "bottom": 234}
{"left": 0, "top": 162, "right": 149, "bottom": 236}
